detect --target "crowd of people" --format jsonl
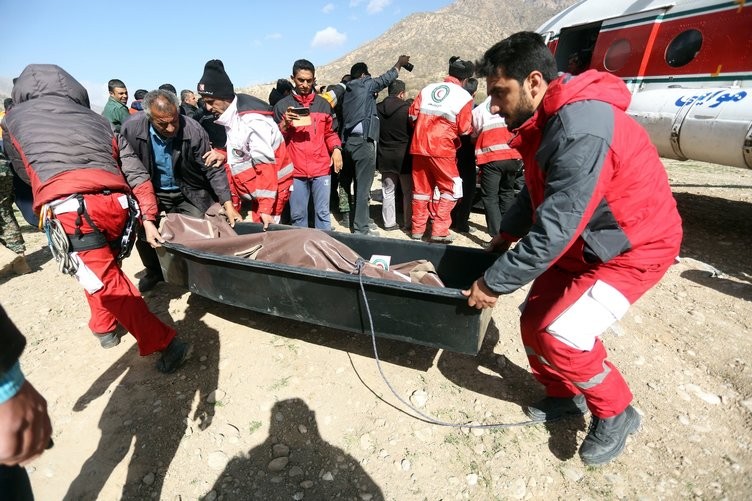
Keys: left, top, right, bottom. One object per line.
{"left": 0, "top": 31, "right": 683, "bottom": 496}
{"left": 98, "top": 52, "right": 515, "bottom": 244}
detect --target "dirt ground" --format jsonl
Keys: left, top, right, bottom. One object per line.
{"left": 2, "top": 158, "right": 751, "bottom": 501}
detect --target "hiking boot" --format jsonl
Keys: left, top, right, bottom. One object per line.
{"left": 156, "top": 338, "right": 192, "bottom": 374}
{"left": 524, "top": 394, "right": 589, "bottom": 422}
{"left": 95, "top": 331, "right": 121, "bottom": 349}
{"left": 429, "top": 233, "right": 454, "bottom": 244}
{"left": 138, "top": 272, "right": 164, "bottom": 292}
{"left": 579, "top": 405, "right": 641, "bottom": 466}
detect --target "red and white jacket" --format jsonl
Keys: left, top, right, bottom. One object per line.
{"left": 471, "top": 96, "right": 522, "bottom": 165}
{"left": 409, "top": 76, "right": 473, "bottom": 158}
{"left": 215, "top": 94, "right": 286, "bottom": 216}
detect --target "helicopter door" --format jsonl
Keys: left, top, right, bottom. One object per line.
{"left": 554, "top": 22, "right": 602, "bottom": 75}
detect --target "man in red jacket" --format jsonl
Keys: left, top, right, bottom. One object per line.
{"left": 1, "top": 64, "right": 190, "bottom": 374}
{"left": 273, "top": 59, "right": 343, "bottom": 230}
{"left": 465, "top": 32, "right": 683, "bottom": 466}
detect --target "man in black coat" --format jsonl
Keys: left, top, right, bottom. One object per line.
{"left": 121, "top": 89, "right": 241, "bottom": 291}
{"left": 376, "top": 80, "right": 413, "bottom": 231}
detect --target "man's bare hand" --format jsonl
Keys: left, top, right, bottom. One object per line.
{"left": 259, "top": 212, "right": 274, "bottom": 230}
{"left": 462, "top": 278, "right": 499, "bottom": 310}
{"left": 223, "top": 202, "right": 243, "bottom": 227}
{"left": 487, "top": 233, "right": 512, "bottom": 253}
{"left": 143, "top": 220, "right": 164, "bottom": 248}
{"left": 332, "top": 148, "right": 343, "bottom": 173}
{"left": 202, "top": 149, "right": 227, "bottom": 168}
{"left": 284, "top": 107, "right": 299, "bottom": 124}
{"left": 0, "top": 381, "right": 52, "bottom": 466}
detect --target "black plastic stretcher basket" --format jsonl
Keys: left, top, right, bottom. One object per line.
{"left": 157, "top": 223, "right": 497, "bottom": 354}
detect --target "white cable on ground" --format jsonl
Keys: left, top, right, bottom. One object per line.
{"left": 354, "top": 259, "right": 540, "bottom": 430}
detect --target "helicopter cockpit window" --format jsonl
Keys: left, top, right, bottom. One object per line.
{"left": 604, "top": 39, "right": 631, "bottom": 72}
{"left": 665, "top": 29, "right": 703, "bottom": 67}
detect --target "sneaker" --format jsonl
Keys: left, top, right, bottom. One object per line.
{"left": 579, "top": 405, "right": 641, "bottom": 466}
{"left": 524, "top": 394, "right": 589, "bottom": 422}
{"left": 95, "top": 331, "right": 121, "bottom": 349}
{"left": 138, "top": 272, "right": 164, "bottom": 293}
{"left": 383, "top": 224, "right": 400, "bottom": 231}
{"left": 156, "top": 338, "right": 192, "bottom": 374}
{"left": 410, "top": 233, "right": 424, "bottom": 240}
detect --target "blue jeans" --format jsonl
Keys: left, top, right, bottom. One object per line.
{"left": 290, "top": 176, "right": 331, "bottom": 230}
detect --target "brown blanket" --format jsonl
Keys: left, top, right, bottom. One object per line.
{"left": 159, "top": 207, "right": 444, "bottom": 287}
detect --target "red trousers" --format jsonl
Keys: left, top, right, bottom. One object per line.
{"left": 411, "top": 155, "right": 459, "bottom": 237}
{"left": 520, "top": 247, "right": 674, "bottom": 418}
{"left": 55, "top": 193, "right": 175, "bottom": 356}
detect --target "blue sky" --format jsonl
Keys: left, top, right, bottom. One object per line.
{"left": 1, "top": 0, "right": 452, "bottom": 108}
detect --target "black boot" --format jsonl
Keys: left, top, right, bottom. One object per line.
{"left": 524, "top": 394, "right": 588, "bottom": 422}
{"left": 156, "top": 338, "right": 192, "bottom": 374}
{"left": 579, "top": 405, "right": 641, "bottom": 466}
{"left": 138, "top": 270, "right": 164, "bottom": 292}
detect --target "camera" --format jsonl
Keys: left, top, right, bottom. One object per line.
{"left": 402, "top": 62, "right": 414, "bottom": 72}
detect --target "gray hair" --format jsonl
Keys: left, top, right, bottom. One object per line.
{"left": 180, "top": 89, "right": 194, "bottom": 102}
{"left": 143, "top": 89, "right": 180, "bottom": 118}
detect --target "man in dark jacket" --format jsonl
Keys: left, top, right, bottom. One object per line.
{"left": 341, "top": 55, "right": 410, "bottom": 235}
{"left": 268, "top": 78, "right": 293, "bottom": 108}
{"left": 2, "top": 65, "right": 190, "bottom": 373}
{"left": 466, "top": 32, "right": 683, "bottom": 466}
{"left": 121, "top": 89, "right": 241, "bottom": 291}
{"left": 0, "top": 304, "right": 52, "bottom": 499}
{"left": 180, "top": 89, "right": 200, "bottom": 119}
{"left": 376, "top": 79, "right": 412, "bottom": 231}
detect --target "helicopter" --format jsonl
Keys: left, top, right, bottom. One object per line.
{"left": 536, "top": 0, "right": 752, "bottom": 169}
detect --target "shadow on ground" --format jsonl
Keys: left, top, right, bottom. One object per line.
{"left": 63, "top": 292, "right": 220, "bottom": 500}
{"left": 674, "top": 192, "right": 752, "bottom": 279}
{"left": 202, "top": 398, "right": 384, "bottom": 500}
{"left": 437, "top": 320, "right": 586, "bottom": 461}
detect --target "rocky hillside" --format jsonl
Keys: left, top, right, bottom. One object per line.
{"left": 239, "top": 0, "right": 577, "bottom": 101}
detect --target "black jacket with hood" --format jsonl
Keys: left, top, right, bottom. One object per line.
{"left": 120, "top": 112, "right": 232, "bottom": 213}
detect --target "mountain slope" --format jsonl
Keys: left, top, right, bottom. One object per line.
{"left": 239, "top": 0, "right": 576, "bottom": 100}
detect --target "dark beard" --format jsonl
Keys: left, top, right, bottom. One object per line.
{"left": 507, "top": 108, "right": 534, "bottom": 130}
{"left": 506, "top": 92, "right": 536, "bottom": 130}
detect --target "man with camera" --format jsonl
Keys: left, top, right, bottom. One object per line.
{"left": 341, "top": 55, "right": 411, "bottom": 236}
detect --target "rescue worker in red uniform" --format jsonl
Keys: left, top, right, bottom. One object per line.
{"left": 1, "top": 64, "right": 191, "bottom": 374}
{"left": 471, "top": 95, "right": 523, "bottom": 236}
{"left": 197, "top": 59, "right": 291, "bottom": 226}
{"left": 465, "top": 33, "right": 683, "bottom": 466}
{"left": 408, "top": 56, "right": 475, "bottom": 243}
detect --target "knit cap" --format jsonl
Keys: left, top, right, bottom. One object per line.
{"left": 197, "top": 60, "right": 235, "bottom": 99}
